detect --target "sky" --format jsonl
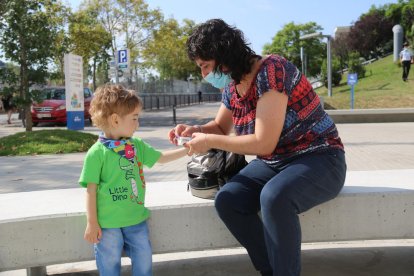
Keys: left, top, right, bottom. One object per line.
{"left": 68, "top": 0, "right": 399, "bottom": 54}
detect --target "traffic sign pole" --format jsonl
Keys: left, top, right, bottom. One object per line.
{"left": 115, "top": 49, "right": 119, "bottom": 84}
{"left": 350, "top": 85, "right": 354, "bottom": 109}
{"left": 347, "top": 73, "right": 358, "bottom": 110}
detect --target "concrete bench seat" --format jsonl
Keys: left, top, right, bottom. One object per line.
{"left": 1, "top": 170, "right": 413, "bottom": 275}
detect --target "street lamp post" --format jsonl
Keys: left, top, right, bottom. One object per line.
{"left": 300, "top": 47, "right": 305, "bottom": 75}
{"left": 300, "top": 32, "right": 333, "bottom": 97}
{"left": 326, "top": 35, "right": 332, "bottom": 97}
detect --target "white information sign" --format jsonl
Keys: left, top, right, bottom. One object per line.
{"left": 64, "top": 53, "right": 84, "bottom": 112}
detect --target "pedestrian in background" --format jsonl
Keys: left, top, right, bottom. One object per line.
{"left": 1, "top": 93, "right": 16, "bottom": 124}
{"left": 400, "top": 41, "right": 413, "bottom": 82}
{"left": 198, "top": 90, "right": 203, "bottom": 104}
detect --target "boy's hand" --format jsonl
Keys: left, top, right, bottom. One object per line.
{"left": 168, "top": 124, "right": 200, "bottom": 145}
{"left": 84, "top": 222, "right": 102, "bottom": 244}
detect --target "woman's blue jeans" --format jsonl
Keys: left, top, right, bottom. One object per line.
{"left": 215, "top": 150, "right": 346, "bottom": 276}
{"left": 94, "top": 220, "right": 152, "bottom": 276}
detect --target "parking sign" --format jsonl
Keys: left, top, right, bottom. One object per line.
{"left": 118, "top": 49, "right": 128, "bottom": 64}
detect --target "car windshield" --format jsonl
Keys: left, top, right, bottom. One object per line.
{"left": 40, "top": 89, "right": 65, "bottom": 100}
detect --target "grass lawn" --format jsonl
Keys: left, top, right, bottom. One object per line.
{"left": 0, "top": 129, "right": 97, "bottom": 156}
{"left": 316, "top": 55, "right": 414, "bottom": 109}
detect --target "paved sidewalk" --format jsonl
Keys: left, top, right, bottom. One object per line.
{"left": 1, "top": 103, "right": 414, "bottom": 275}
{"left": 1, "top": 103, "right": 414, "bottom": 193}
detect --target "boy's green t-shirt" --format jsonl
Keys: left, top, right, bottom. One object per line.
{"left": 79, "top": 137, "right": 161, "bottom": 228}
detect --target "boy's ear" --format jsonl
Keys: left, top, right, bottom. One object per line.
{"left": 109, "top": 113, "right": 119, "bottom": 127}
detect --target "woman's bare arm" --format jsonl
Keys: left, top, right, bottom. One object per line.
{"left": 187, "top": 91, "right": 288, "bottom": 156}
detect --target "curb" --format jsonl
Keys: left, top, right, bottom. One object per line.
{"left": 326, "top": 108, "right": 414, "bottom": 123}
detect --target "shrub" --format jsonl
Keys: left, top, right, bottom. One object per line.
{"left": 321, "top": 56, "right": 342, "bottom": 87}
{"left": 348, "top": 51, "right": 366, "bottom": 78}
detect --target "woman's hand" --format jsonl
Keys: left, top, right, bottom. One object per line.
{"left": 84, "top": 222, "right": 102, "bottom": 244}
{"left": 186, "top": 132, "right": 210, "bottom": 155}
{"left": 168, "top": 124, "right": 200, "bottom": 145}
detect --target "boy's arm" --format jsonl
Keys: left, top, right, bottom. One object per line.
{"left": 84, "top": 183, "right": 102, "bottom": 244}
{"left": 157, "top": 147, "right": 189, "bottom": 164}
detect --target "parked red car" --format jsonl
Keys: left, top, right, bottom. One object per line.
{"left": 31, "top": 87, "right": 93, "bottom": 126}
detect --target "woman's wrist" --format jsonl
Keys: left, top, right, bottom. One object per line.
{"left": 194, "top": 125, "right": 202, "bottom": 133}
{"left": 204, "top": 134, "right": 208, "bottom": 148}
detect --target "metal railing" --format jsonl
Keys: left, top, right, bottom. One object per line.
{"left": 139, "top": 93, "right": 222, "bottom": 111}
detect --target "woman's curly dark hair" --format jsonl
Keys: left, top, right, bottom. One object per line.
{"left": 186, "top": 18, "right": 260, "bottom": 84}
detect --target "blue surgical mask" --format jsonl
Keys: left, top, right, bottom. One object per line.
{"left": 204, "top": 70, "right": 232, "bottom": 89}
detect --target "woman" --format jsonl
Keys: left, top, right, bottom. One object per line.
{"left": 168, "top": 19, "right": 346, "bottom": 276}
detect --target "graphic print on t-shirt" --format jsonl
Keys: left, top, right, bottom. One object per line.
{"left": 118, "top": 156, "right": 145, "bottom": 205}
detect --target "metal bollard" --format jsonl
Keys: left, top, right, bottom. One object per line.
{"left": 172, "top": 105, "right": 177, "bottom": 125}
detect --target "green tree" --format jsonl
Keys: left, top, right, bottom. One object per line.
{"left": 49, "top": 31, "right": 72, "bottom": 85}
{"left": 321, "top": 57, "right": 342, "bottom": 87}
{"left": 95, "top": 60, "right": 111, "bottom": 85}
{"left": 69, "top": 8, "right": 112, "bottom": 90}
{"left": 0, "top": 1, "right": 6, "bottom": 16}
{"left": 384, "top": 1, "right": 414, "bottom": 43}
{"left": 86, "top": 0, "right": 162, "bottom": 84}
{"left": 48, "top": 3, "right": 71, "bottom": 86}
{"left": 348, "top": 8, "right": 393, "bottom": 59}
{"left": 0, "top": 0, "right": 59, "bottom": 131}
{"left": 332, "top": 33, "right": 351, "bottom": 71}
{"left": 348, "top": 51, "right": 366, "bottom": 78}
{"left": 143, "top": 18, "right": 199, "bottom": 80}
{"left": 262, "top": 22, "right": 325, "bottom": 76}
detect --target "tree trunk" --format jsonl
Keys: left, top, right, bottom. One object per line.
{"left": 135, "top": 65, "right": 139, "bottom": 92}
{"left": 19, "top": 33, "right": 32, "bottom": 131}
{"left": 60, "top": 56, "right": 65, "bottom": 86}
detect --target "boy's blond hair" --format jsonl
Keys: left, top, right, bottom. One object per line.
{"left": 89, "top": 84, "right": 143, "bottom": 130}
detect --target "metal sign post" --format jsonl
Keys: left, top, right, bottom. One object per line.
{"left": 347, "top": 73, "right": 358, "bottom": 110}
{"left": 350, "top": 85, "right": 355, "bottom": 109}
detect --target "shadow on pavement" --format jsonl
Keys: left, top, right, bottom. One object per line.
{"left": 47, "top": 245, "right": 414, "bottom": 276}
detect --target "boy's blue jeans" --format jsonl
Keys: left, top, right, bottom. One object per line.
{"left": 215, "top": 149, "right": 346, "bottom": 276}
{"left": 94, "top": 220, "right": 152, "bottom": 276}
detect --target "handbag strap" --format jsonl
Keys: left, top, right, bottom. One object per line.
{"left": 220, "top": 150, "right": 227, "bottom": 179}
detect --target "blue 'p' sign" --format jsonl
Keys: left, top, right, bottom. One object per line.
{"left": 118, "top": 50, "right": 128, "bottom": 64}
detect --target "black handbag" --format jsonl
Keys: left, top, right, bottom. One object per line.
{"left": 187, "top": 149, "right": 247, "bottom": 199}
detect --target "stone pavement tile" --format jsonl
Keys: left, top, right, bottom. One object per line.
{"left": 2, "top": 108, "right": 414, "bottom": 193}
{"left": 336, "top": 122, "right": 414, "bottom": 171}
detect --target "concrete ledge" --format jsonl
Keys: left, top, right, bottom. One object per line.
{"left": 326, "top": 108, "right": 414, "bottom": 123}
{"left": 1, "top": 170, "right": 413, "bottom": 272}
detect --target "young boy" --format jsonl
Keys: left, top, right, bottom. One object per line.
{"left": 79, "top": 84, "right": 188, "bottom": 276}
